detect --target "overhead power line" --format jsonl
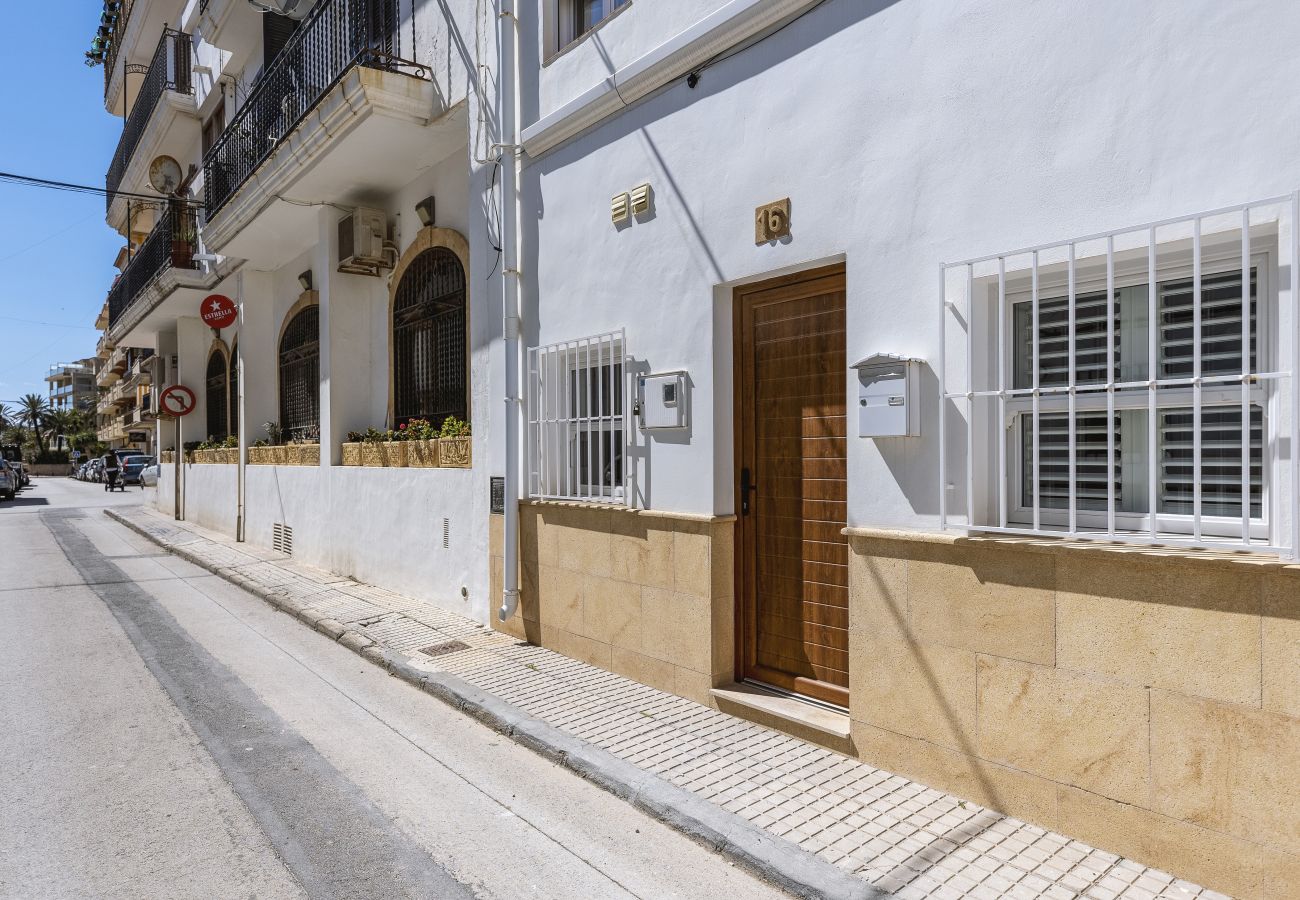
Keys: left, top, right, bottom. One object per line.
{"left": 0, "top": 171, "right": 171, "bottom": 204}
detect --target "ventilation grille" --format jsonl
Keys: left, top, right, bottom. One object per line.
{"left": 442, "top": 517, "right": 450, "bottom": 549}
{"left": 272, "top": 522, "right": 293, "bottom": 555}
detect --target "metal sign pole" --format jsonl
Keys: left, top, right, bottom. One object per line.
{"left": 174, "top": 415, "right": 181, "bottom": 521}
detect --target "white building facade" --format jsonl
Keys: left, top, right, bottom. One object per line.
{"left": 93, "top": 1, "right": 1300, "bottom": 893}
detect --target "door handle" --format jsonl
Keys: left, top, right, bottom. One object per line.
{"left": 740, "top": 467, "right": 757, "bottom": 515}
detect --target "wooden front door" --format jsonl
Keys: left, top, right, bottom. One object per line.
{"left": 735, "top": 265, "right": 849, "bottom": 708}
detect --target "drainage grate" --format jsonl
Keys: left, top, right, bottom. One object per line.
{"left": 442, "top": 517, "right": 450, "bottom": 549}
{"left": 272, "top": 523, "right": 293, "bottom": 555}
{"left": 418, "top": 640, "right": 470, "bottom": 658}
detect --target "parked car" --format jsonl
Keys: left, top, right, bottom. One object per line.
{"left": 121, "top": 455, "right": 155, "bottom": 485}
{"left": 139, "top": 462, "right": 160, "bottom": 488}
{"left": 0, "top": 463, "right": 15, "bottom": 501}
{"left": 87, "top": 459, "right": 104, "bottom": 483}
{"left": 8, "top": 461, "right": 27, "bottom": 488}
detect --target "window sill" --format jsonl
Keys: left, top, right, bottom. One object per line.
{"left": 842, "top": 525, "right": 1300, "bottom": 575}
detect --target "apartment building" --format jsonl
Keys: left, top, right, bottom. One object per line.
{"left": 45, "top": 359, "right": 96, "bottom": 412}
{"left": 91, "top": 0, "right": 1300, "bottom": 894}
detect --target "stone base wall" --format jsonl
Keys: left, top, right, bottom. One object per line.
{"left": 491, "top": 502, "right": 735, "bottom": 705}
{"left": 847, "top": 530, "right": 1300, "bottom": 899}
{"left": 490, "top": 509, "right": 1299, "bottom": 897}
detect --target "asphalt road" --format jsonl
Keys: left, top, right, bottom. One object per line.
{"left": 0, "top": 476, "right": 788, "bottom": 900}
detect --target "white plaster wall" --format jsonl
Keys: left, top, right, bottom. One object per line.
{"left": 525, "top": 0, "right": 732, "bottom": 123}
{"left": 513, "top": 0, "right": 1300, "bottom": 527}
{"left": 244, "top": 465, "right": 482, "bottom": 619}
{"left": 178, "top": 463, "right": 239, "bottom": 534}
{"left": 155, "top": 462, "right": 175, "bottom": 516}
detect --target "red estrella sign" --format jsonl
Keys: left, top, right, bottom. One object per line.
{"left": 159, "top": 384, "right": 197, "bottom": 418}
{"left": 201, "top": 294, "right": 237, "bottom": 329}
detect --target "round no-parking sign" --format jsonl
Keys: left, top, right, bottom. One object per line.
{"left": 159, "top": 384, "right": 197, "bottom": 418}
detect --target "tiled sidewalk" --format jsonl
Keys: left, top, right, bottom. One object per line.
{"left": 111, "top": 506, "right": 1223, "bottom": 900}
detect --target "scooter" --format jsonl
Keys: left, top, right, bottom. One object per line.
{"left": 104, "top": 468, "right": 126, "bottom": 492}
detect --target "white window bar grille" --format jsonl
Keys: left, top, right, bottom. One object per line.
{"left": 940, "top": 194, "right": 1299, "bottom": 557}
{"left": 527, "top": 329, "right": 627, "bottom": 503}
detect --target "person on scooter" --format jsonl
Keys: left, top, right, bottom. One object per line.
{"left": 102, "top": 451, "right": 121, "bottom": 491}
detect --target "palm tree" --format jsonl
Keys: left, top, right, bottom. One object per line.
{"left": 17, "top": 394, "right": 50, "bottom": 457}
{"left": 0, "top": 403, "right": 12, "bottom": 431}
{"left": 46, "top": 408, "right": 78, "bottom": 451}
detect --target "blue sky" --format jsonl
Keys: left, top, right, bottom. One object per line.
{"left": 0, "top": 0, "right": 122, "bottom": 407}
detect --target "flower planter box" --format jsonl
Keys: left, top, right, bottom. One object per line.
{"left": 191, "top": 448, "right": 235, "bottom": 464}
{"left": 360, "top": 441, "right": 408, "bottom": 467}
{"left": 160, "top": 451, "right": 174, "bottom": 464}
{"left": 439, "top": 436, "right": 472, "bottom": 468}
{"left": 407, "top": 439, "right": 440, "bottom": 468}
{"left": 287, "top": 444, "right": 319, "bottom": 466}
{"left": 248, "top": 446, "right": 289, "bottom": 466}
{"left": 341, "top": 443, "right": 363, "bottom": 466}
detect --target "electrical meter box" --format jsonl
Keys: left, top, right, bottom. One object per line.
{"left": 852, "top": 354, "right": 921, "bottom": 438}
{"left": 639, "top": 371, "right": 688, "bottom": 430}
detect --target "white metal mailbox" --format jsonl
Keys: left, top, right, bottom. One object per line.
{"left": 639, "top": 371, "right": 688, "bottom": 430}
{"left": 852, "top": 353, "right": 920, "bottom": 438}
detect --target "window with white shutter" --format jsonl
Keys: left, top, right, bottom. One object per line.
{"left": 940, "top": 195, "right": 1299, "bottom": 554}
{"left": 1010, "top": 268, "right": 1262, "bottom": 528}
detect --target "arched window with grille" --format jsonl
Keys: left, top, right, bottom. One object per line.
{"left": 229, "top": 339, "right": 239, "bottom": 438}
{"left": 279, "top": 305, "right": 320, "bottom": 442}
{"left": 205, "top": 348, "right": 228, "bottom": 441}
{"left": 393, "top": 247, "right": 467, "bottom": 428}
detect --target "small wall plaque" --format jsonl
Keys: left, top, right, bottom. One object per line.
{"left": 611, "top": 193, "right": 630, "bottom": 224}
{"left": 755, "top": 198, "right": 791, "bottom": 243}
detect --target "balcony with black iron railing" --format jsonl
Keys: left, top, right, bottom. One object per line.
{"left": 203, "top": 0, "right": 420, "bottom": 219}
{"left": 107, "top": 201, "right": 201, "bottom": 329}
{"left": 102, "top": 0, "right": 137, "bottom": 96}
{"left": 106, "top": 28, "right": 193, "bottom": 214}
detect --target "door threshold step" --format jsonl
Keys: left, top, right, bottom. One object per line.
{"left": 710, "top": 683, "right": 851, "bottom": 741}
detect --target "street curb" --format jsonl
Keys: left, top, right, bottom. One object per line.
{"left": 106, "top": 507, "right": 886, "bottom": 900}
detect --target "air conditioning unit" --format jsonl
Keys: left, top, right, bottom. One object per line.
{"left": 337, "top": 207, "right": 388, "bottom": 274}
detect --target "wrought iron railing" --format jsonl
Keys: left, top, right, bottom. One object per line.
{"left": 203, "top": 0, "right": 421, "bottom": 218}
{"left": 106, "top": 29, "right": 193, "bottom": 213}
{"left": 107, "top": 202, "right": 201, "bottom": 329}
{"left": 103, "top": 0, "right": 137, "bottom": 95}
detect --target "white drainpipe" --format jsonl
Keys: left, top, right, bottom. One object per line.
{"left": 235, "top": 270, "right": 246, "bottom": 543}
{"left": 498, "top": 0, "right": 522, "bottom": 622}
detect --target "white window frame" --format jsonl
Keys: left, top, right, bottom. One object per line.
{"left": 1002, "top": 250, "right": 1273, "bottom": 539}
{"left": 527, "top": 329, "right": 628, "bottom": 504}
{"left": 939, "top": 194, "right": 1300, "bottom": 557}
{"left": 549, "top": 0, "right": 631, "bottom": 56}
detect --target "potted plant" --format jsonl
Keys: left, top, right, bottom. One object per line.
{"left": 342, "top": 431, "right": 365, "bottom": 466}
{"left": 249, "top": 422, "right": 289, "bottom": 465}
{"left": 438, "top": 416, "right": 471, "bottom": 468}
{"left": 285, "top": 443, "right": 309, "bottom": 465}
{"left": 404, "top": 418, "right": 440, "bottom": 468}
{"left": 367, "top": 427, "right": 407, "bottom": 467}
{"left": 170, "top": 210, "right": 199, "bottom": 269}
{"left": 287, "top": 425, "right": 320, "bottom": 466}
